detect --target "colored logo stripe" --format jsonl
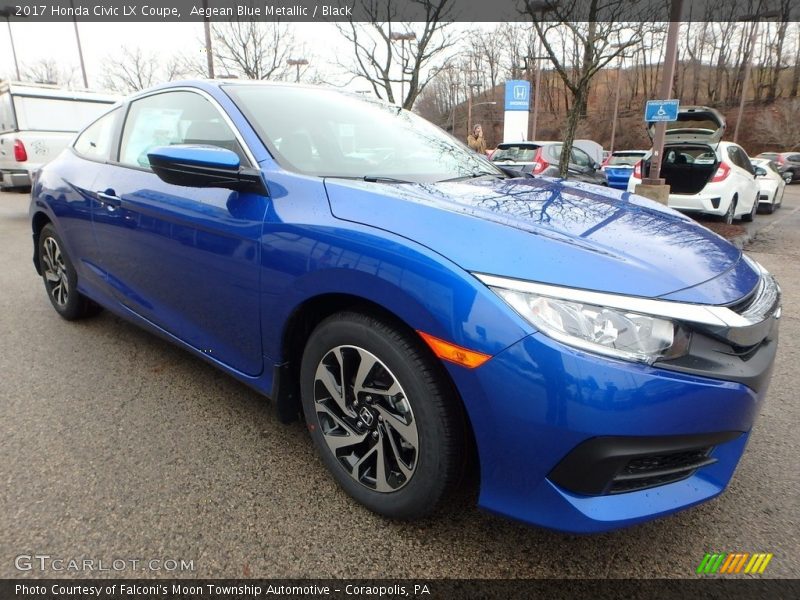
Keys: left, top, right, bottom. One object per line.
{"left": 697, "top": 553, "right": 773, "bottom": 574}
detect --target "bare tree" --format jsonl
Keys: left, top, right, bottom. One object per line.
{"left": 210, "top": 20, "right": 301, "bottom": 80}
{"left": 101, "top": 47, "right": 185, "bottom": 92}
{"left": 524, "top": 0, "right": 645, "bottom": 176}
{"left": 337, "top": 0, "right": 455, "bottom": 109}
{"left": 22, "top": 59, "right": 76, "bottom": 86}
{"left": 757, "top": 99, "right": 800, "bottom": 149}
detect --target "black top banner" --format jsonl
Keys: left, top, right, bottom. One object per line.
{"left": 1, "top": 0, "right": 800, "bottom": 23}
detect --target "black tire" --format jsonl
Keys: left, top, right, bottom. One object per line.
{"left": 723, "top": 196, "right": 737, "bottom": 225}
{"left": 783, "top": 171, "right": 793, "bottom": 185}
{"left": 38, "top": 224, "right": 100, "bottom": 320}
{"left": 742, "top": 196, "right": 757, "bottom": 222}
{"left": 763, "top": 201, "right": 774, "bottom": 215}
{"left": 300, "top": 311, "right": 466, "bottom": 520}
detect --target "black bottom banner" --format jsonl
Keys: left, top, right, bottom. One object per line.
{"left": 2, "top": 579, "right": 799, "bottom": 600}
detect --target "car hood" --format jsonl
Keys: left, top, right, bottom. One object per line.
{"left": 324, "top": 176, "right": 758, "bottom": 304}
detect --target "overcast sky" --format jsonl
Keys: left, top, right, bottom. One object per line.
{"left": 0, "top": 21, "right": 372, "bottom": 90}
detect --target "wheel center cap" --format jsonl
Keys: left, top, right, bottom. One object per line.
{"left": 358, "top": 406, "right": 374, "bottom": 427}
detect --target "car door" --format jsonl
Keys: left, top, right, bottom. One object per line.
{"left": 727, "top": 146, "right": 758, "bottom": 209}
{"left": 568, "top": 147, "right": 598, "bottom": 182}
{"left": 90, "top": 89, "right": 268, "bottom": 376}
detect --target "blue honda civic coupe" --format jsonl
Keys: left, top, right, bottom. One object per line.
{"left": 29, "top": 81, "right": 780, "bottom": 533}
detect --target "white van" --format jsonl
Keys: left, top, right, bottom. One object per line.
{"left": 0, "top": 82, "right": 119, "bottom": 190}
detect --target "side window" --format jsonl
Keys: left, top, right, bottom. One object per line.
{"left": 570, "top": 147, "right": 590, "bottom": 167}
{"left": 789, "top": 154, "right": 800, "bottom": 163}
{"left": 119, "top": 91, "right": 245, "bottom": 169}
{"left": 736, "top": 148, "right": 754, "bottom": 174}
{"left": 726, "top": 146, "right": 738, "bottom": 165}
{"left": 73, "top": 108, "right": 120, "bottom": 161}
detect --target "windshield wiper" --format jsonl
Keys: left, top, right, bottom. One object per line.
{"left": 320, "top": 175, "right": 415, "bottom": 184}
{"left": 438, "top": 171, "right": 506, "bottom": 182}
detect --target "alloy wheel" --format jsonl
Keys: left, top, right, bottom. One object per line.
{"left": 312, "top": 345, "right": 418, "bottom": 493}
{"left": 41, "top": 236, "right": 69, "bottom": 307}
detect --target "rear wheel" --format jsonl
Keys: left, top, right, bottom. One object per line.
{"left": 723, "top": 196, "right": 737, "bottom": 225}
{"left": 783, "top": 171, "right": 793, "bottom": 185}
{"left": 742, "top": 195, "right": 757, "bottom": 222}
{"left": 38, "top": 224, "right": 100, "bottom": 320}
{"left": 300, "top": 312, "right": 466, "bottom": 519}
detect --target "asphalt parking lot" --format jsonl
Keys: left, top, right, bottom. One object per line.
{"left": 1, "top": 187, "right": 798, "bottom": 580}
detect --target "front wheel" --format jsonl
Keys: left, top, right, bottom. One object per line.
{"left": 300, "top": 312, "right": 467, "bottom": 519}
{"left": 783, "top": 171, "right": 793, "bottom": 185}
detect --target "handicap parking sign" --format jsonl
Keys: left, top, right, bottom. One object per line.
{"left": 645, "top": 99, "right": 679, "bottom": 122}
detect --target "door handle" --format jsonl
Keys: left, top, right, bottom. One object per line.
{"left": 96, "top": 191, "right": 121, "bottom": 208}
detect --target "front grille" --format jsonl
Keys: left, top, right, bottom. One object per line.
{"left": 608, "top": 448, "right": 716, "bottom": 494}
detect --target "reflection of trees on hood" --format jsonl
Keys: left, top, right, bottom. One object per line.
{"left": 416, "top": 178, "right": 737, "bottom": 274}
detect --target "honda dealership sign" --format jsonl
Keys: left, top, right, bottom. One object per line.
{"left": 503, "top": 80, "right": 531, "bottom": 142}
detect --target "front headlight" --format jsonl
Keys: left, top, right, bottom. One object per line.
{"left": 487, "top": 285, "right": 690, "bottom": 365}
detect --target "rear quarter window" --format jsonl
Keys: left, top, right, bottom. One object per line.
{"left": 74, "top": 108, "right": 121, "bottom": 161}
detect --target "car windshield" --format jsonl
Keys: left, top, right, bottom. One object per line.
{"left": 491, "top": 145, "right": 540, "bottom": 162}
{"left": 224, "top": 84, "right": 504, "bottom": 184}
{"left": 607, "top": 153, "right": 644, "bottom": 166}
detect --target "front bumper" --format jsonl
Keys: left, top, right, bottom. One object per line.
{"left": 448, "top": 320, "right": 776, "bottom": 533}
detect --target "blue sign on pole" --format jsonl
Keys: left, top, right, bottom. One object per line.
{"left": 504, "top": 80, "right": 531, "bottom": 111}
{"left": 645, "top": 99, "right": 680, "bottom": 122}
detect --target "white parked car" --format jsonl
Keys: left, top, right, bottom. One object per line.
{"left": 0, "top": 81, "right": 119, "bottom": 190}
{"left": 627, "top": 106, "right": 759, "bottom": 224}
{"left": 751, "top": 158, "right": 785, "bottom": 214}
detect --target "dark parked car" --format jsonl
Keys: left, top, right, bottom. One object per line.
{"left": 756, "top": 152, "right": 800, "bottom": 184}
{"left": 490, "top": 141, "right": 608, "bottom": 185}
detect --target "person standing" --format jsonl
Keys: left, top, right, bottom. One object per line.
{"left": 467, "top": 124, "right": 487, "bottom": 154}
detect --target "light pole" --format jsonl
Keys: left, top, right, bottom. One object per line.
{"left": 390, "top": 31, "right": 416, "bottom": 106}
{"left": 0, "top": 6, "right": 21, "bottom": 80}
{"left": 526, "top": 0, "right": 560, "bottom": 140}
{"left": 645, "top": 0, "right": 683, "bottom": 184}
{"left": 609, "top": 43, "right": 630, "bottom": 155}
{"left": 734, "top": 11, "right": 780, "bottom": 143}
{"left": 69, "top": 0, "right": 88, "bottom": 87}
{"left": 470, "top": 101, "right": 497, "bottom": 137}
{"left": 466, "top": 81, "right": 481, "bottom": 138}
{"left": 287, "top": 58, "right": 308, "bottom": 83}
{"left": 202, "top": 0, "right": 214, "bottom": 78}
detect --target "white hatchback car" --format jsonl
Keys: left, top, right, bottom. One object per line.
{"left": 627, "top": 106, "right": 759, "bottom": 224}
{"left": 751, "top": 157, "right": 785, "bottom": 214}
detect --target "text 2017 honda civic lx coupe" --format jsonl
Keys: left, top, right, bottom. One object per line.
{"left": 29, "top": 81, "right": 780, "bottom": 533}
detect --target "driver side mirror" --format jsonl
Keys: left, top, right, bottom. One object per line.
{"left": 147, "top": 145, "right": 267, "bottom": 195}
{"left": 754, "top": 166, "right": 767, "bottom": 177}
